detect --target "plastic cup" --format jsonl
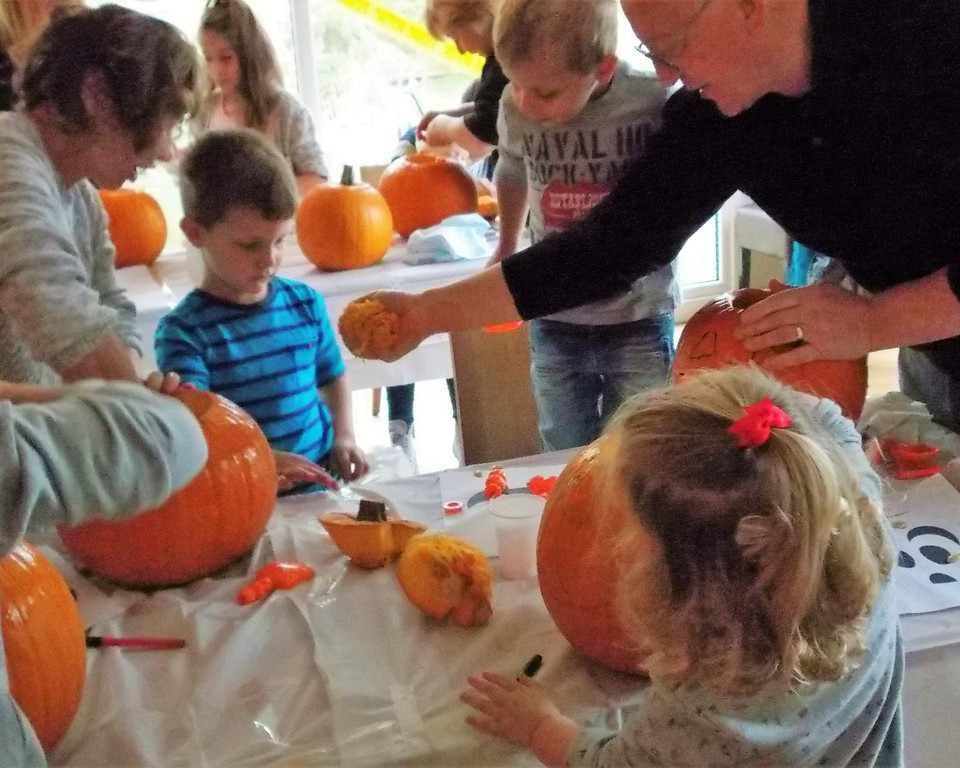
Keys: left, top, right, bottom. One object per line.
{"left": 489, "top": 494, "right": 545, "bottom": 580}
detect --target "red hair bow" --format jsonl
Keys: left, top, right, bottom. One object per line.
{"left": 727, "top": 397, "right": 792, "bottom": 449}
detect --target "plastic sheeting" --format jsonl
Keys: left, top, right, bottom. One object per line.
{"left": 44, "top": 445, "right": 960, "bottom": 766}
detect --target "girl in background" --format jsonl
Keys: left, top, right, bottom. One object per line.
{"left": 462, "top": 366, "right": 903, "bottom": 767}
{"left": 194, "top": 0, "right": 327, "bottom": 197}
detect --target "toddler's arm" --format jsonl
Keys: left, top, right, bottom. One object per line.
{"left": 319, "top": 374, "right": 369, "bottom": 482}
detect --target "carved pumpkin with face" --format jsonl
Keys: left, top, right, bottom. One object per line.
{"left": 674, "top": 286, "right": 868, "bottom": 421}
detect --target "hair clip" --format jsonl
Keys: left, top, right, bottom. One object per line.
{"left": 727, "top": 397, "right": 792, "bottom": 449}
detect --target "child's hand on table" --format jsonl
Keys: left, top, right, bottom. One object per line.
{"left": 274, "top": 450, "right": 337, "bottom": 492}
{"left": 461, "top": 670, "right": 561, "bottom": 744}
{"left": 328, "top": 440, "right": 369, "bottom": 483}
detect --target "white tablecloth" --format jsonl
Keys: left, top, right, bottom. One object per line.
{"left": 117, "top": 239, "right": 488, "bottom": 390}
{"left": 43, "top": 448, "right": 960, "bottom": 767}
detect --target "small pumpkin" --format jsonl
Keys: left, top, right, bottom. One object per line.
{"left": 537, "top": 436, "right": 646, "bottom": 673}
{"left": 0, "top": 543, "right": 87, "bottom": 751}
{"left": 319, "top": 499, "right": 426, "bottom": 569}
{"left": 338, "top": 297, "right": 400, "bottom": 358}
{"left": 674, "top": 285, "right": 868, "bottom": 420}
{"left": 377, "top": 153, "right": 479, "bottom": 237}
{"left": 58, "top": 388, "right": 277, "bottom": 587}
{"left": 396, "top": 533, "right": 493, "bottom": 628}
{"left": 296, "top": 166, "right": 394, "bottom": 271}
{"left": 98, "top": 188, "right": 167, "bottom": 268}
{"left": 477, "top": 194, "right": 499, "bottom": 219}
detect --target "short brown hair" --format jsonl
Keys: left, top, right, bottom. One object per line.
{"left": 494, "top": 0, "right": 618, "bottom": 74}
{"left": 180, "top": 129, "right": 297, "bottom": 229}
{"left": 20, "top": 4, "right": 199, "bottom": 152}
{"left": 425, "top": 0, "right": 496, "bottom": 41}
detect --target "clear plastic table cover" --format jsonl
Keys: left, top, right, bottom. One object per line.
{"left": 45, "top": 446, "right": 960, "bottom": 766}
{"left": 49, "top": 454, "right": 648, "bottom": 767}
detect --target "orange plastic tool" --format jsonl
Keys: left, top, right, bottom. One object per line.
{"left": 236, "top": 561, "right": 316, "bottom": 605}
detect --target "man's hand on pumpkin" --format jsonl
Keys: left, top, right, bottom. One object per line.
{"left": 735, "top": 282, "right": 873, "bottom": 369}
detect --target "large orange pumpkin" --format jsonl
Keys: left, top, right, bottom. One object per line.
{"left": 0, "top": 543, "right": 86, "bottom": 751}
{"left": 377, "top": 153, "right": 478, "bottom": 237}
{"left": 674, "top": 286, "right": 868, "bottom": 421}
{"left": 296, "top": 167, "right": 394, "bottom": 271}
{"left": 536, "top": 437, "right": 647, "bottom": 674}
{"left": 98, "top": 188, "right": 167, "bottom": 268}
{"left": 58, "top": 388, "right": 276, "bottom": 587}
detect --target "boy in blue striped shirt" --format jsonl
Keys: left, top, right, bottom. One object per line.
{"left": 156, "top": 129, "right": 368, "bottom": 492}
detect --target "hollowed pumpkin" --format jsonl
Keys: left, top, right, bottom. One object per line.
{"left": 296, "top": 167, "right": 394, "bottom": 271}
{"left": 98, "top": 188, "right": 167, "bottom": 268}
{"left": 0, "top": 543, "right": 86, "bottom": 751}
{"left": 396, "top": 533, "right": 493, "bottom": 628}
{"left": 319, "top": 500, "right": 426, "bottom": 569}
{"left": 377, "top": 153, "right": 478, "bottom": 237}
{"left": 674, "top": 286, "right": 868, "bottom": 420}
{"left": 58, "top": 388, "right": 276, "bottom": 587}
{"left": 537, "top": 437, "right": 646, "bottom": 673}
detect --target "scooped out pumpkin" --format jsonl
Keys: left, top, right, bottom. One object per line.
{"left": 674, "top": 285, "right": 868, "bottom": 421}
{"left": 338, "top": 297, "right": 400, "bottom": 358}
{"left": 98, "top": 188, "right": 167, "bottom": 268}
{"left": 319, "top": 499, "right": 426, "bottom": 569}
{"left": 536, "top": 436, "right": 647, "bottom": 673}
{"left": 377, "top": 153, "right": 478, "bottom": 237}
{"left": 0, "top": 543, "right": 87, "bottom": 751}
{"left": 396, "top": 533, "right": 493, "bottom": 628}
{"left": 296, "top": 166, "right": 393, "bottom": 271}
{"left": 58, "top": 388, "right": 276, "bottom": 587}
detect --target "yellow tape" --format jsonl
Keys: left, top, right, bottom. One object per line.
{"left": 336, "top": 0, "right": 485, "bottom": 75}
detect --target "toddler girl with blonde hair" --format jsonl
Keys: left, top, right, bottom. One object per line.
{"left": 463, "top": 366, "right": 902, "bottom": 767}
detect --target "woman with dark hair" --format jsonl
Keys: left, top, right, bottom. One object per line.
{"left": 0, "top": 4, "right": 199, "bottom": 385}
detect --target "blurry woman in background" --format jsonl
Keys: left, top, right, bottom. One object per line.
{"left": 0, "top": 0, "right": 84, "bottom": 109}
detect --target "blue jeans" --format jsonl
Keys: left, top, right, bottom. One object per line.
{"left": 899, "top": 346, "right": 960, "bottom": 432}
{"left": 528, "top": 315, "right": 675, "bottom": 452}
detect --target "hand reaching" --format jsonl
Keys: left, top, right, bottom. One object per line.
{"left": 460, "top": 670, "right": 563, "bottom": 746}
{"left": 352, "top": 290, "right": 436, "bottom": 362}
{"left": 273, "top": 450, "right": 338, "bottom": 492}
{"left": 328, "top": 439, "right": 369, "bottom": 483}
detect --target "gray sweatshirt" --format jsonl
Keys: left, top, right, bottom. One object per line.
{"left": 0, "top": 112, "right": 141, "bottom": 385}
{"left": 0, "top": 381, "right": 208, "bottom": 767}
{"left": 497, "top": 60, "right": 680, "bottom": 325}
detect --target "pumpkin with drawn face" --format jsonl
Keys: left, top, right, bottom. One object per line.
{"left": 674, "top": 286, "right": 868, "bottom": 421}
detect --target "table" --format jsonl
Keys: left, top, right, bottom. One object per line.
{"left": 45, "top": 449, "right": 960, "bottom": 767}
{"left": 116, "top": 239, "right": 489, "bottom": 391}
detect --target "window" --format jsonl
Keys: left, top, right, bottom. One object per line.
{"left": 90, "top": 0, "right": 737, "bottom": 315}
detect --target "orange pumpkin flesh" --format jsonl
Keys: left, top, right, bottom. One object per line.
{"left": 318, "top": 512, "right": 426, "bottom": 569}
{"left": 537, "top": 438, "right": 646, "bottom": 673}
{"left": 377, "top": 153, "right": 479, "bottom": 237}
{"left": 98, "top": 188, "right": 167, "bottom": 268}
{"left": 338, "top": 298, "right": 400, "bottom": 358}
{"left": 296, "top": 167, "right": 394, "bottom": 271}
{"left": 674, "top": 286, "right": 868, "bottom": 421}
{"left": 396, "top": 533, "right": 493, "bottom": 628}
{"left": 0, "top": 543, "right": 86, "bottom": 751}
{"left": 58, "top": 388, "right": 277, "bottom": 587}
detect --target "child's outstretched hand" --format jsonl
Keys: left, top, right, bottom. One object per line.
{"left": 273, "top": 450, "right": 338, "bottom": 492}
{"left": 328, "top": 440, "right": 369, "bottom": 483}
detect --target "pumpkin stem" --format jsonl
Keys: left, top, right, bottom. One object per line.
{"left": 357, "top": 499, "right": 388, "bottom": 522}
{"left": 340, "top": 166, "right": 355, "bottom": 186}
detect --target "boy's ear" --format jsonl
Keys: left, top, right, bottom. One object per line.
{"left": 180, "top": 217, "right": 205, "bottom": 248}
{"left": 596, "top": 54, "right": 618, "bottom": 87}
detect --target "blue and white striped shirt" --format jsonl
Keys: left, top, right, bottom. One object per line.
{"left": 155, "top": 277, "right": 344, "bottom": 463}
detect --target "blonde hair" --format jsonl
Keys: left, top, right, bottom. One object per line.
{"left": 198, "top": 0, "right": 281, "bottom": 133}
{"left": 494, "top": 0, "right": 618, "bottom": 74}
{"left": 425, "top": 0, "right": 496, "bottom": 42}
{"left": 0, "top": 0, "right": 84, "bottom": 66}
{"left": 605, "top": 366, "right": 892, "bottom": 698}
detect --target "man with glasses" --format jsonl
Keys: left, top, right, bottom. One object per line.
{"left": 355, "top": 0, "right": 960, "bottom": 439}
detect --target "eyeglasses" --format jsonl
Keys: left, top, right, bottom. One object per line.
{"left": 635, "top": 0, "right": 713, "bottom": 72}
